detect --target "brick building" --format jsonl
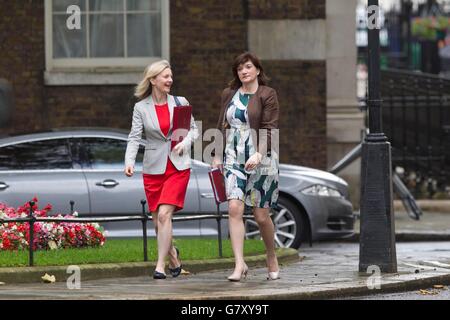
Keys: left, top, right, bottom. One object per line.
{"left": 0, "top": 0, "right": 363, "bottom": 198}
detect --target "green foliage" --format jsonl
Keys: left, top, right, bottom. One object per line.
{"left": 412, "top": 17, "right": 450, "bottom": 41}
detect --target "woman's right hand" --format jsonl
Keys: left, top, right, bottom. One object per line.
{"left": 125, "top": 165, "right": 134, "bottom": 177}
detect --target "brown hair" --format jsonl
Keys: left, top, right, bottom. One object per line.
{"left": 228, "top": 52, "right": 269, "bottom": 89}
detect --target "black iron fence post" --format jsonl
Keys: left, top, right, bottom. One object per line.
{"left": 216, "top": 203, "right": 223, "bottom": 258}
{"left": 140, "top": 199, "right": 148, "bottom": 262}
{"left": 28, "top": 201, "right": 35, "bottom": 267}
{"left": 359, "top": 0, "right": 397, "bottom": 273}
{"left": 70, "top": 200, "right": 75, "bottom": 214}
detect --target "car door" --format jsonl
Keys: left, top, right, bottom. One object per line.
{"left": 0, "top": 138, "right": 90, "bottom": 215}
{"left": 77, "top": 136, "right": 201, "bottom": 237}
{"left": 74, "top": 137, "right": 146, "bottom": 216}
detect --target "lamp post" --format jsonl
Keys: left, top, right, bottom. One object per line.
{"left": 359, "top": 0, "right": 397, "bottom": 273}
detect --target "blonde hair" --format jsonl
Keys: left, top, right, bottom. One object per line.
{"left": 134, "top": 60, "right": 171, "bottom": 100}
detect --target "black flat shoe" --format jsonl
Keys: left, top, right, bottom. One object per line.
{"left": 168, "top": 246, "right": 182, "bottom": 278}
{"left": 153, "top": 270, "right": 167, "bottom": 279}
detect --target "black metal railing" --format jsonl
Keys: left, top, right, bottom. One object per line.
{"left": 371, "top": 69, "right": 450, "bottom": 196}
{"left": 0, "top": 200, "right": 250, "bottom": 266}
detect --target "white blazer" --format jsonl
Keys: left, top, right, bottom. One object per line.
{"left": 125, "top": 94, "right": 199, "bottom": 174}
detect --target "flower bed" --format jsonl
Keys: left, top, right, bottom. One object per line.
{"left": 0, "top": 198, "right": 106, "bottom": 251}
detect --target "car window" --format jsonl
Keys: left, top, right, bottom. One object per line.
{"left": 0, "top": 139, "right": 72, "bottom": 170}
{"left": 81, "top": 137, "right": 143, "bottom": 170}
{"left": 0, "top": 145, "right": 20, "bottom": 170}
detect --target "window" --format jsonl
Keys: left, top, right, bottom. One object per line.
{"left": 44, "top": 0, "right": 169, "bottom": 85}
{"left": 81, "top": 138, "right": 143, "bottom": 170}
{"left": 0, "top": 146, "right": 20, "bottom": 170}
{"left": 0, "top": 139, "right": 73, "bottom": 170}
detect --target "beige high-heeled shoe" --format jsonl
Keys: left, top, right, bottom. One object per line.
{"left": 227, "top": 265, "right": 249, "bottom": 282}
{"left": 267, "top": 270, "right": 280, "bottom": 280}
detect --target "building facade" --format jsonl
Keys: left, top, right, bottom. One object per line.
{"left": 0, "top": 0, "right": 362, "bottom": 202}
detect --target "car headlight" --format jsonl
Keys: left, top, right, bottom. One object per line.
{"left": 301, "top": 184, "right": 343, "bottom": 198}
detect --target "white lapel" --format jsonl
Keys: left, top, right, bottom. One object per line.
{"left": 168, "top": 94, "right": 176, "bottom": 133}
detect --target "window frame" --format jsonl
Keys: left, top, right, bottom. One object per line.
{"left": 44, "top": 0, "right": 170, "bottom": 73}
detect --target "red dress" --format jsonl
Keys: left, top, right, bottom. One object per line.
{"left": 143, "top": 103, "right": 190, "bottom": 212}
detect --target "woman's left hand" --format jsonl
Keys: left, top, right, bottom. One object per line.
{"left": 245, "top": 152, "right": 262, "bottom": 172}
{"left": 173, "top": 143, "right": 185, "bottom": 156}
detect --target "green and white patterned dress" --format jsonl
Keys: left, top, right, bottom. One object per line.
{"left": 223, "top": 90, "right": 279, "bottom": 208}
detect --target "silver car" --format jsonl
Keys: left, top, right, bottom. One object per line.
{"left": 0, "top": 129, "right": 354, "bottom": 249}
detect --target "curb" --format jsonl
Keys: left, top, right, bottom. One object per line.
{"left": 169, "top": 272, "right": 450, "bottom": 300}
{"left": 0, "top": 248, "right": 299, "bottom": 285}
{"left": 251, "top": 273, "right": 450, "bottom": 300}
{"left": 344, "top": 232, "right": 450, "bottom": 242}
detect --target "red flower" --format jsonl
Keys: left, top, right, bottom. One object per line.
{"left": 2, "top": 237, "right": 11, "bottom": 249}
{"left": 1, "top": 199, "right": 106, "bottom": 251}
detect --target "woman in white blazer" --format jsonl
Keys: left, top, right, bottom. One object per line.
{"left": 124, "top": 60, "right": 199, "bottom": 279}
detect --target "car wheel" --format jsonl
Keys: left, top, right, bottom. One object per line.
{"left": 245, "top": 196, "right": 308, "bottom": 249}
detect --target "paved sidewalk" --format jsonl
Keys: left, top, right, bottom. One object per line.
{"left": 0, "top": 242, "right": 449, "bottom": 300}
{"left": 0, "top": 248, "right": 299, "bottom": 285}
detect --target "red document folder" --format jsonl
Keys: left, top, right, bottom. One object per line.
{"left": 208, "top": 167, "right": 227, "bottom": 204}
{"left": 171, "top": 105, "right": 192, "bottom": 149}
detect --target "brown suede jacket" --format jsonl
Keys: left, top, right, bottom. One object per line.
{"left": 213, "top": 85, "right": 279, "bottom": 158}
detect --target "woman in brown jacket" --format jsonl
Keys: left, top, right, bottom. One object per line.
{"left": 212, "top": 52, "right": 280, "bottom": 281}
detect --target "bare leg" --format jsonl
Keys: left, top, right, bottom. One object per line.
{"left": 253, "top": 207, "right": 279, "bottom": 272}
{"left": 228, "top": 200, "right": 248, "bottom": 279}
{"left": 152, "top": 211, "right": 178, "bottom": 268}
{"left": 155, "top": 204, "right": 176, "bottom": 274}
